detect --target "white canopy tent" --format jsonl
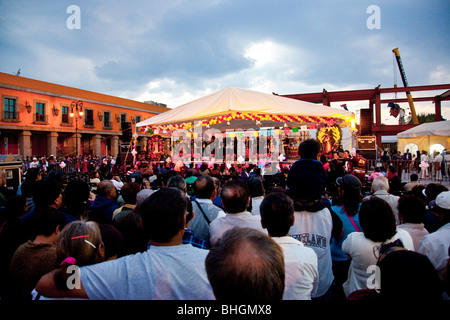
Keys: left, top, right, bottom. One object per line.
{"left": 397, "top": 120, "right": 450, "bottom": 154}
{"left": 136, "top": 87, "right": 354, "bottom": 131}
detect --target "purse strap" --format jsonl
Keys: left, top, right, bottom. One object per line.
{"left": 195, "top": 200, "right": 211, "bottom": 226}
{"left": 341, "top": 205, "right": 361, "bottom": 232}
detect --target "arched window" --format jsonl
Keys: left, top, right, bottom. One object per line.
{"left": 404, "top": 143, "right": 418, "bottom": 156}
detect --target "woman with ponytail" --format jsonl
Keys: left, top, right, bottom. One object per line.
{"left": 32, "top": 220, "right": 105, "bottom": 300}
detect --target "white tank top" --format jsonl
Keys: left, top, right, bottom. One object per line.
{"left": 289, "top": 207, "right": 334, "bottom": 297}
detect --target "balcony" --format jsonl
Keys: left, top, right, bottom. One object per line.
{"left": 103, "top": 121, "right": 113, "bottom": 129}
{"left": 83, "top": 120, "right": 95, "bottom": 129}
{"left": 2, "top": 111, "right": 20, "bottom": 122}
{"left": 33, "top": 113, "right": 48, "bottom": 124}
{"left": 60, "top": 115, "right": 73, "bottom": 127}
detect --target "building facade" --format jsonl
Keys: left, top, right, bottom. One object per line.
{"left": 0, "top": 72, "right": 168, "bottom": 158}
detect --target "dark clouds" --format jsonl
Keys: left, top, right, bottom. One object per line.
{"left": 0, "top": 0, "right": 449, "bottom": 117}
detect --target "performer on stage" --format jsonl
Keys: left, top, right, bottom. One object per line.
{"left": 353, "top": 150, "right": 367, "bottom": 186}
{"left": 403, "top": 148, "right": 412, "bottom": 173}
{"left": 282, "top": 134, "right": 290, "bottom": 158}
{"left": 342, "top": 150, "right": 353, "bottom": 174}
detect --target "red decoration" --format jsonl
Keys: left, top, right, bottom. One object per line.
{"left": 148, "top": 135, "right": 165, "bottom": 161}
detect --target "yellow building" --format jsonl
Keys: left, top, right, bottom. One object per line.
{"left": 0, "top": 72, "right": 168, "bottom": 158}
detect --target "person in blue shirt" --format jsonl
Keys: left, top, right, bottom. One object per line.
{"left": 86, "top": 180, "right": 119, "bottom": 224}
{"left": 330, "top": 174, "right": 363, "bottom": 300}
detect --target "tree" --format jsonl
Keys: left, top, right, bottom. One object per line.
{"left": 407, "top": 113, "right": 446, "bottom": 124}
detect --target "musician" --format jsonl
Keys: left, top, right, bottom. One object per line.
{"left": 342, "top": 150, "right": 353, "bottom": 174}
{"left": 282, "top": 134, "right": 290, "bottom": 157}
{"left": 353, "top": 150, "right": 367, "bottom": 186}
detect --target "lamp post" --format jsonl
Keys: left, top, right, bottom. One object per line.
{"left": 70, "top": 100, "right": 84, "bottom": 156}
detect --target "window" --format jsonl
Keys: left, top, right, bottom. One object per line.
{"left": 61, "top": 105, "right": 70, "bottom": 124}
{"left": 404, "top": 143, "right": 418, "bottom": 156}
{"left": 135, "top": 115, "right": 141, "bottom": 124}
{"left": 3, "top": 97, "right": 17, "bottom": 120}
{"left": 35, "top": 102, "right": 46, "bottom": 122}
{"left": 84, "top": 109, "right": 94, "bottom": 127}
{"left": 120, "top": 113, "right": 127, "bottom": 130}
{"left": 103, "top": 111, "right": 111, "bottom": 128}
{"left": 430, "top": 144, "right": 445, "bottom": 155}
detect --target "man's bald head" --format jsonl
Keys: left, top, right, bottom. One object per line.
{"left": 97, "top": 180, "right": 116, "bottom": 198}
{"left": 194, "top": 175, "right": 215, "bottom": 199}
{"left": 221, "top": 179, "right": 250, "bottom": 213}
{"left": 205, "top": 227, "right": 285, "bottom": 300}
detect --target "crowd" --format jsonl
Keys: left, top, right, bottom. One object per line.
{"left": 378, "top": 148, "right": 450, "bottom": 182}
{"left": 19, "top": 153, "right": 154, "bottom": 178}
{"left": 0, "top": 138, "right": 449, "bottom": 301}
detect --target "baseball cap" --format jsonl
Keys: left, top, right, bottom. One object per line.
{"left": 435, "top": 191, "right": 450, "bottom": 210}
{"left": 336, "top": 174, "right": 362, "bottom": 190}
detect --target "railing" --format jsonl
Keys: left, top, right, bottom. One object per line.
{"left": 33, "top": 113, "right": 48, "bottom": 124}
{"left": 2, "top": 111, "right": 19, "bottom": 121}
{"left": 366, "top": 159, "right": 450, "bottom": 182}
{"left": 103, "top": 121, "right": 113, "bottom": 129}
{"left": 61, "top": 115, "right": 73, "bottom": 126}
{"left": 83, "top": 121, "right": 95, "bottom": 128}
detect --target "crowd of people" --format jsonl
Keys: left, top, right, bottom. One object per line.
{"left": 0, "top": 138, "right": 449, "bottom": 301}
{"left": 379, "top": 148, "right": 450, "bottom": 182}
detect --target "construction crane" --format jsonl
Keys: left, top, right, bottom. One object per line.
{"left": 392, "top": 48, "right": 419, "bottom": 124}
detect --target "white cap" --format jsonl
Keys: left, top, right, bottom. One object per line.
{"left": 436, "top": 191, "right": 450, "bottom": 210}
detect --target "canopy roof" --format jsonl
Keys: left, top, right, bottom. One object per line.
{"left": 397, "top": 120, "right": 450, "bottom": 138}
{"left": 397, "top": 120, "right": 450, "bottom": 154}
{"left": 136, "top": 87, "right": 354, "bottom": 131}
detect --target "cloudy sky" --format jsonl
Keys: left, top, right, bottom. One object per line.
{"left": 1, "top": 0, "right": 449, "bottom": 124}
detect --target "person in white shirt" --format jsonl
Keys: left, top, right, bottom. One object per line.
{"left": 35, "top": 188, "right": 214, "bottom": 300}
{"left": 289, "top": 204, "right": 334, "bottom": 299}
{"left": 209, "top": 179, "right": 267, "bottom": 245}
{"left": 397, "top": 194, "right": 429, "bottom": 251}
{"left": 420, "top": 150, "right": 430, "bottom": 180}
{"left": 260, "top": 192, "right": 318, "bottom": 300}
{"left": 444, "top": 150, "right": 450, "bottom": 180}
{"left": 29, "top": 157, "right": 39, "bottom": 169}
{"left": 342, "top": 196, "right": 414, "bottom": 297}
{"left": 433, "top": 151, "right": 443, "bottom": 181}
{"left": 364, "top": 176, "right": 400, "bottom": 224}
{"left": 419, "top": 191, "right": 450, "bottom": 279}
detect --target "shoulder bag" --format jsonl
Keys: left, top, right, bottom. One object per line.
{"left": 195, "top": 200, "right": 211, "bottom": 226}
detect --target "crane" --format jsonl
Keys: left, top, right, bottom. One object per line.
{"left": 392, "top": 48, "right": 419, "bottom": 124}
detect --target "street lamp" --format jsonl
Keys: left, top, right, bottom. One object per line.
{"left": 70, "top": 100, "right": 84, "bottom": 156}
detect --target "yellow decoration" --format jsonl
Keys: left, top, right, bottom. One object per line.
{"left": 317, "top": 125, "right": 342, "bottom": 154}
